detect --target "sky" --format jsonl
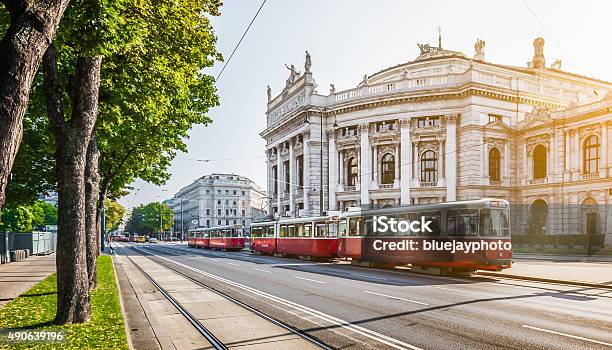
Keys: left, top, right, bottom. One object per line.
{"left": 119, "top": 0, "right": 612, "bottom": 210}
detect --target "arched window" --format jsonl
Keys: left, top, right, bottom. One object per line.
{"left": 583, "top": 135, "right": 599, "bottom": 174}
{"left": 533, "top": 145, "right": 547, "bottom": 179}
{"left": 380, "top": 153, "right": 395, "bottom": 184}
{"left": 527, "top": 199, "right": 548, "bottom": 234}
{"left": 420, "top": 150, "right": 438, "bottom": 183}
{"left": 489, "top": 148, "right": 501, "bottom": 182}
{"left": 347, "top": 157, "right": 358, "bottom": 187}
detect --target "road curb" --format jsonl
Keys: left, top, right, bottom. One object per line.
{"left": 476, "top": 271, "right": 612, "bottom": 290}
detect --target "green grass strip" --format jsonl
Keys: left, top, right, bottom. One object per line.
{"left": 0, "top": 255, "right": 128, "bottom": 349}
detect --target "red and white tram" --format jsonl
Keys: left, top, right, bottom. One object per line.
{"left": 188, "top": 224, "right": 246, "bottom": 251}
{"left": 208, "top": 224, "right": 246, "bottom": 251}
{"left": 187, "top": 228, "right": 209, "bottom": 248}
{"left": 251, "top": 215, "right": 340, "bottom": 259}
{"left": 337, "top": 198, "right": 512, "bottom": 272}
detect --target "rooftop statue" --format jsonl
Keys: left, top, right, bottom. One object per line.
{"left": 284, "top": 64, "right": 300, "bottom": 87}
{"left": 267, "top": 85, "right": 272, "bottom": 102}
{"left": 329, "top": 83, "right": 336, "bottom": 94}
{"left": 304, "top": 50, "right": 312, "bottom": 72}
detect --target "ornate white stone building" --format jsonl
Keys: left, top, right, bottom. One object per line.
{"left": 260, "top": 38, "right": 612, "bottom": 244}
{"left": 170, "top": 173, "right": 267, "bottom": 233}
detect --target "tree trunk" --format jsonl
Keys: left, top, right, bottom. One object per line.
{"left": 96, "top": 182, "right": 108, "bottom": 253}
{"left": 0, "top": 0, "right": 71, "bottom": 211}
{"left": 85, "top": 136, "right": 100, "bottom": 291}
{"left": 43, "top": 44, "right": 102, "bottom": 324}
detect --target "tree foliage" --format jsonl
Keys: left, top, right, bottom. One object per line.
{"left": 104, "top": 199, "right": 125, "bottom": 232}
{"left": 0, "top": 200, "right": 58, "bottom": 232}
{"left": 97, "top": 0, "right": 222, "bottom": 199}
{"left": 125, "top": 202, "right": 173, "bottom": 235}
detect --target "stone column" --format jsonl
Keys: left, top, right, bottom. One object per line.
{"left": 482, "top": 136, "right": 488, "bottom": 184}
{"left": 276, "top": 146, "right": 282, "bottom": 214}
{"left": 523, "top": 140, "right": 528, "bottom": 184}
{"left": 266, "top": 150, "right": 273, "bottom": 215}
{"left": 289, "top": 139, "right": 295, "bottom": 216}
{"left": 503, "top": 141, "right": 510, "bottom": 185}
{"left": 601, "top": 122, "right": 607, "bottom": 176}
{"left": 303, "top": 132, "right": 310, "bottom": 215}
{"left": 565, "top": 130, "right": 571, "bottom": 177}
{"left": 328, "top": 130, "right": 338, "bottom": 211}
{"left": 372, "top": 145, "right": 378, "bottom": 185}
{"left": 572, "top": 129, "right": 579, "bottom": 175}
{"left": 394, "top": 142, "right": 400, "bottom": 187}
{"left": 400, "top": 119, "right": 411, "bottom": 205}
{"left": 359, "top": 123, "right": 370, "bottom": 208}
{"left": 446, "top": 115, "right": 457, "bottom": 201}
{"left": 438, "top": 139, "right": 444, "bottom": 186}
{"left": 338, "top": 151, "right": 344, "bottom": 190}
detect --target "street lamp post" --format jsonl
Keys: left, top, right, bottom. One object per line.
{"left": 304, "top": 106, "right": 338, "bottom": 216}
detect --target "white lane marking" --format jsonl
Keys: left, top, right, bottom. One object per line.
{"left": 137, "top": 247, "right": 421, "bottom": 350}
{"left": 227, "top": 262, "right": 240, "bottom": 266}
{"left": 254, "top": 268, "right": 271, "bottom": 273}
{"left": 209, "top": 258, "right": 220, "bottom": 262}
{"left": 350, "top": 273, "right": 387, "bottom": 281}
{"left": 363, "top": 291, "right": 429, "bottom": 306}
{"left": 294, "top": 276, "right": 326, "bottom": 284}
{"left": 522, "top": 325, "right": 612, "bottom": 347}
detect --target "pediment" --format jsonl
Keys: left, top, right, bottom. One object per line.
{"left": 519, "top": 116, "right": 552, "bottom": 130}
{"left": 485, "top": 120, "right": 513, "bottom": 132}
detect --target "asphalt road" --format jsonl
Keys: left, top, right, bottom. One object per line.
{"left": 124, "top": 242, "right": 612, "bottom": 350}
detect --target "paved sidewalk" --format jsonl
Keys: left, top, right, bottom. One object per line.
{"left": 0, "top": 254, "right": 56, "bottom": 308}
{"left": 113, "top": 243, "right": 319, "bottom": 350}
{"left": 479, "top": 259, "right": 612, "bottom": 288}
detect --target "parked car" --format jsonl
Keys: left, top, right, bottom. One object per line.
{"left": 149, "top": 238, "right": 158, "bottom": 244}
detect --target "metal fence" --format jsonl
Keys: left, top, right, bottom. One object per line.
{"left": 0, "top": 231, "right": 57, "bottom": 264}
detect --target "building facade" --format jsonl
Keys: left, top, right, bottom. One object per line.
{"left": 260, "top": 37, "right": 612, "bottom": 245}
{"left": 171, "top": 173, "right": 267, "bottom": 234}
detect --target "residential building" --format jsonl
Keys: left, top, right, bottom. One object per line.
{"left": 171, "top": 173, "right": 267, "bottom": 234}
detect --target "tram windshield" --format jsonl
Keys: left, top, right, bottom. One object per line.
{"left": 479, "top": 208, "right": 510, "bottom": 237}
{"left": 447, "top": 210, "right": 479, "bottom": 236}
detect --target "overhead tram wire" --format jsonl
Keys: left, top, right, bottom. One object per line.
{"left": 215, "top": 0, "right": 267, "bottom": 82}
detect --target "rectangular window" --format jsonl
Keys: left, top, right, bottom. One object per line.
{"left": 417, "top": 116, "right": 439, "bottom": 128}
{"left": 284, "top": 160, "right": 290, "bottom": 192}
{"left": 226, "top": 190, "right": 229, "bottom": 195}
{"left": 218, "top": 220, "right": 221, "bottom": 225}
{"left": 297, "top": 155, "right": 304, "bottom": 187}
{"left": 217, "top": 199, "right": 221, "bottom": 205}
{"left": 272, "top": 165, "right": 278, "bottom": 194}
{"left": 225, "top": 209, "right": 229, "bottom": 215}
{"left": 206, "top": 209, "right": 210, "bottom": 216}
{"left": 217, "top": 209, "right": 221, "bottom": 215}
{"left": 488, "top": 114, "right": 502, "bottom": 123}
{"left": 242, "top": 210, "right": 246, "bottom": 217}
{"left": 226, "top": 220, "right": 230, "bottom": 225}
{"left": 242, "top": 191, "right": 245, "bottom": 196}
{"left": 446, "top": 210, "right": 479, "bottom": 236}
{"left": 206, "top": 220, "right": 210, "bottom": 227}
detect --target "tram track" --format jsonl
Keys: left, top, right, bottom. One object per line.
{"left": 116, "top": 243, "right": 335, "bottom": 350}
{"left": 114, "top": 244, "right": 228, "bottom": 350}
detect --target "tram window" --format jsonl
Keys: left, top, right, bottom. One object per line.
{"left": 479, "top": 209, "right": 510, "bottom": 237}
{"left": 314, "top": 222, "right": 327, "bottom": 237}
{"left": 348, "top": 218, "right": 362, "bottom": 236}
{"left": 363, "top": 219, "right": 376, "bottom": 236}
{"left": 328, "top": 223, "right": 338, "bottom": 237}
{"left": 304, "top": 224, "right": 312, "bottom": 237}
{"left": 252, "top": 227, "right": 261, "bottom": 237}
{"left": 279, "top": 225, "right": 287, "bottom": 237}
{"left": 287, "top": 225, "right": 296, "bottom": 237}
{"left": 296, "top": 224, "right": 304, "bottom": 237}
{"left": 397, "top": 213, "right": 418, "bottom": 236}
{"left": 418, "top": 211, "right": 440, "bottom": 236}
{"left": 338, "top": 220, "right": 347, "bottom": 237}
{"left": 447, "top": 210, "right": 478, "bottom": 236}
